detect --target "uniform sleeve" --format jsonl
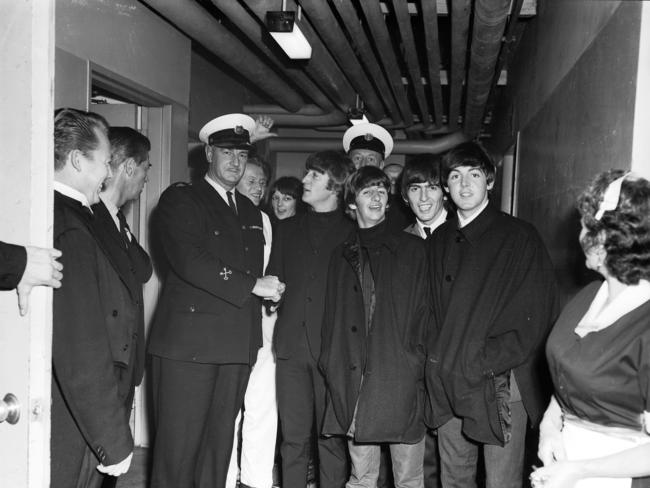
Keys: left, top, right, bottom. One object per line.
{"left": 0, "top": 241, "right": 27, "bottom": 290}
{"left": 53, "top": 227, "right": 132, "bottom": 465}
{"left": 156, "top": 187, "right": 257, "bottom": 307}
{"left": 479, "top": 230, "right": 559, "bottom": 376}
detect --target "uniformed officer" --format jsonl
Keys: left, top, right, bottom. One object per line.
{"left": 342, "top": 122, "right": 394, "bottom": 169}
{"left": 148, "top": 113, "right": 285, "bottom": 488}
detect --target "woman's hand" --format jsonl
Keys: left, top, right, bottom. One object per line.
{"left": 530, "top": 461, "right": 582, "bottom": 488}
{"left": 538, "top": 420, "right": 567, "bottom": 466}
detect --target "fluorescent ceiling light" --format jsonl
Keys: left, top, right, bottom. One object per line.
{"left": 266, "top": 11, "right": 312, "bottom": 60}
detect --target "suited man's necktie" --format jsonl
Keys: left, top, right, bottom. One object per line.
{"left": 424, "top": 226, "right": 432, "bottom": 237}
{"left": 117, "top": 210, "right": 130, "bottom": 248}
{"left": 226, "top": 191, "right": 238, "bottom": 216}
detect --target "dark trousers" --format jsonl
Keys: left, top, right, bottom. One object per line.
{"left": 149, "top": 356, "right": 250, "bottom": 488}
{"left": 276, "top": 338, "right": 348, "bottom": 488}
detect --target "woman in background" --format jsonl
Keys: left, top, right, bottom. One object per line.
{"left": 533, "top": 170, "right": 650, "bottom": 488}
{"left": 268, "top": 176, "right": 303, "bottom": 223}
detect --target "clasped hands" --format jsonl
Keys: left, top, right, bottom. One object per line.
{"left": 253, "top": 275, "right": 286, "bottom": 305}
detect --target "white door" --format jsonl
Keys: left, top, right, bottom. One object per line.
{"left": 0, "top": 2, "right": 55, "bottom": 487}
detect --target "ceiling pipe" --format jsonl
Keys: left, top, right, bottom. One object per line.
{"left": 298, "top": 0, "right": 385, "bottom": 121}
{"left": 330, "top": 0, "right": 403, "bottom": 125}
{"left": 448, "top": 0, "right": 472, "bottom": 130}
{"left": 357, "top": 0, "right": 414, "bottom": 125}
{"left": 267, "top": 132, "right": 469, "bottom": 154}
{"left": 241, "top": 0, "right": 357, "bottom": 115}
{"left": 420, "top": 0, "right": 445, "bottom": 127}
{"left": 209, "top": 0, "right": 333, "bottom": 111}
{"left": 463, "top": 0, "right": 511, "bottom": 136}
{"left": 390, "top": 0, "right": 431, "bottom": 127}
{"left": 143, "top": 0, "right": 304, "bottom": 112}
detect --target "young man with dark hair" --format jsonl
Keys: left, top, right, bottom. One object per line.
{"left": 268, "top": 150, "right": 355, "bottom": 488}
{"left": 402, "top": 155, "right": 448, "bottom": 240}
{"left": 425, "top": 142, "right": 558, "bottom": 488}
{"left": 320, "top": 166, "right": 429, "bottom": 488}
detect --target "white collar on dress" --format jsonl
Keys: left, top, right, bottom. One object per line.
{"left": 575, "top": 279, "right": 650, "bottom": 337}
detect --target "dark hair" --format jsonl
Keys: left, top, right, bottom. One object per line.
{"left": 344, "top": 166, "right": 390, "bottom": 207}
{"left": 305, "top": 150, "right": 354, "bottom": 196}
{"left": 441, "top": 141, "right": 496, "bottom": 185}
{"left": 577, "top": 169, "right": 650, "bottom": 284}
{"left": 246, "top": 156, "right": 271, "bottom": 181}
{"left": 269, "top": 176, "right": 302, "bottom": 201}
{"left": 54, "top": 108, "right": 109, "bottom": 171}
{"left": 108, "top": 126, "right": 151, "bottom": 170}
{"left": 400, "top": 154, "right": 443, "bottom": 199}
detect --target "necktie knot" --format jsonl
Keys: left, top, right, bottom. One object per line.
{"left": 424, "top": 226, "right": 432, "bottom": 237}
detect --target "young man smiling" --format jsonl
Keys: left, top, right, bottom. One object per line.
{"left": 320, "top": 166, "right": 429, "bottom": 488}
{"left": 425, "top": 142, "right": 558, "bottom": 488}
{"left": 268, "top": 151, "right": 354, "bottom": 488}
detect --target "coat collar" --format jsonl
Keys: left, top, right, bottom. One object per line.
{"left": 454, "top": 204, "right": 500, "bottom": 244}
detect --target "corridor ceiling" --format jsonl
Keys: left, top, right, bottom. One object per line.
{"left": 143, "top": 0, "right": 535, "bottom": 145}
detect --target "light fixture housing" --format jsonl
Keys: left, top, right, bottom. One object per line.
{"left": 266, "top": 11, "right": 312, "bottom": 60}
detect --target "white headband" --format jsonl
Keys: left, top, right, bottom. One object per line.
{"left": 594, "top": 172, "right": 631, "bottom": 220}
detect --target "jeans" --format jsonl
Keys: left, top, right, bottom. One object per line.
{"left": 437, "top": 401, "right": 527, "bottom": 488}
{"left": 347, "top": 437, "right": 425, "bottom": 488}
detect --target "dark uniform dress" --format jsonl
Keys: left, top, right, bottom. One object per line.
{"left": 0, "top": 241, "right": 26, "bottom": 290}
{"left": 546, "top": 281, "right": 650, "bottom": 488}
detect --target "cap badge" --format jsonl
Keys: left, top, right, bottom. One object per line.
{"left": 234, "top": 125, "right": 244, "bottom": 135}
{"left": 364, "top": 133, "right": 374, "bottom": 141}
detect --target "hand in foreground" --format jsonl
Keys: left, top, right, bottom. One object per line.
{"left": 97, "top": 452, "right": 133, "bottom": 477}
{"left": 538, "top": 422, "right": 567, "bottom": 467}
{"left": 530, "top": 461, "right": 582, "bottom": 488}
{"left": 253, "top": 275, "right": 286, "bottom": 301}
{"left": 249, "top": 115, "right": 278, "bottom": 143}
{"left": 17, "top": 246, "right": 63, "bottom": 316}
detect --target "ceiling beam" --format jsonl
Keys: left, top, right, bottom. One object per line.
{"left": 379, "top": 0, "right": 537, "bottom": 16}
{"left": 390, "top": 0, "right": 432, "bottom": 127}
{"left": 448, "top": 0, "right": 472, "bottom": 130}
{"left": 420, "top": 0, "right": 444, "bottom": 126}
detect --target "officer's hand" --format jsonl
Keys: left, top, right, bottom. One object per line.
{"left": 16, "top": 246, "right": 63, "bottom": 316}
{"left": 97, "top": 452, "right": 133, "bottom": 477}
{"left": 253, "top": 275, "right": 285, "bottom": 301}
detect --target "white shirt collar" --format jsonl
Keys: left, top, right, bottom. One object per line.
{"left": 100, "top": 194, "right": 120, "bottom": 230}
{"left": 575, "top": 279, "right": 650, "bottom": 337}
{"left": 204, "top": 174, "right": 235, "bottom": 207}
{"left": 417, "top": 208, "right": 448, "bottom": 238}
{"left": 53, "top": 181, "right": 92, "bottom": 212}
{"left": 457, "top": 199, "right": 489, "bottom": 228}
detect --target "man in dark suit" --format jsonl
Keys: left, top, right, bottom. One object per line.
{"left": 52, "top": 108, "right": 135, "bottom": 487}
{"left": 90, "top": 126, "right": 153, "bottom": 488}
{"left": 148, "top": 113, "right": 285, "bottom": 488}
{"left": 0, "top": 241, "right": 62, "bottom": 314}
{"left": 268, "top": 150, "right": 355, "bottom": 488}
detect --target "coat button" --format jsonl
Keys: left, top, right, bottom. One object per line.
{"left": 214, "top": 230, "right": 220, "bottom": 236}
{"left": 123, "top": 344, "right": 129, "bottom": 351}
{"left": 112, "top": 310, "right": 118, "bottom": 317}
{"left": 351, "top": 326, "right": 357, "bottom": 332}
{"left": 244, "top": 246, "right": 249, "bottom": 252}
{"left": 455, "top": 236, "right": 463, "bottom": 243}
{"left": 306, "top": 297, "right": 312, "bottom": 303}
{"left": 445, "top": 275, "right": 453, "bottom": 282}
{"left": 350, "top": 365, "right": 357, "bottom": 371}
{"left": 189, "top": 305, "right": 196, "bottom": 312}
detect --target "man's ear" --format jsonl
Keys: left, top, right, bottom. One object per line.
{"left": 69, "top": 149, "right": 83, "bottom": 172}
{"left": 487, "top": 180, "right": 495, "bottom": 191}
{"left": 124, "top": 158, "right": 136, "bottom": 177}
{"left": 204, "top": 145, "right": 213, "bottom": 163}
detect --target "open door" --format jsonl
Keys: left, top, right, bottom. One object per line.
{"left": 0, "top": 3, "right": 55, "bottom": 487}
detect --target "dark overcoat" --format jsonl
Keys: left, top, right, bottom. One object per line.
{"left": 319, "top": 227, "right": 429, "bottom": 443}
{"left": 426, "top": 204, "right": 558, "bottom": 446}
{"left": 52, "top": 191, "right": 135, "bottom": 483}
{"left": 0, "top": 240, "right": 26, "bottom": 290}
{"left": 91, "top": 200, "right": 152, "bottom": 386}
{"left": 147, "top": 179, "right": 264, "bottom": 365}
{"left": 268, "top": 210, "right": 354, "bottom": 359}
